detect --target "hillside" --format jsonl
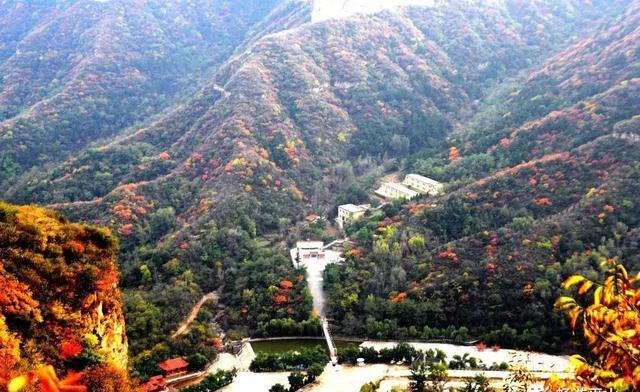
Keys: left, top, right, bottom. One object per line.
{"left": 0, "top": 202, "right": 135, "bottom": 390}
{"left": 0, "top": 0, "right": 285, "bottom": 186}
{"left": 0, "top": 0, "right": 637, "bottom": 379}
{"left": 326, "top": 0, "right": 640, "bottom": 352}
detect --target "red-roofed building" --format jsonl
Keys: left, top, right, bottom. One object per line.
{"left": 141, "top": 375, "right": 168, "bottom": 392}
{"left": 158, "top": 357, "right": 189, "bottom": 378}
{"left": 305, "top": 214, "right": 320, "bottom": 223}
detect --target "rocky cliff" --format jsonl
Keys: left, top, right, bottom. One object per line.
{"left": 0, "top": 202, "right": 129, "bottom": 387}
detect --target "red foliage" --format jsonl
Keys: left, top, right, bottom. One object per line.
{"left": 59, "top": 340, "right": 83, "bottom": 359}
{"left": 213, "top": 338, "right": 222, "bottom": 350}
{"left": 535, "top": 197, "right": 553, "bottom": 206}
{"left": 438, "top": 249, "right": 459, "bottom": 263}
{"left": 65, "top": 240, "right": 85, "bottom": 254}
{"left": 475, "top": 342, "right": 486, "bottom": 351}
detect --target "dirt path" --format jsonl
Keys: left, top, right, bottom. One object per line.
{"left": 172, "top": 292, "right": 219, "bottom": 338}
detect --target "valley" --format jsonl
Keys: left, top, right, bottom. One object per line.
{"left": 0, "top": 0, "right": 639, "bottom": 391}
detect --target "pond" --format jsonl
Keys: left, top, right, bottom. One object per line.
{"left": 250, "top": 338, "right": 362, "bottom": 355}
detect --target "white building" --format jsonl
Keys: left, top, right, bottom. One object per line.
{"left": 337, "top": 204, "right": 368, "bottom": 228}
{"left": 296, "top": 241, "right": 324, "bottom": 255}
{"left": 403, "top": 174, "right": 443, "bottom": 195}
{"left": 375, "top": 182, "right": 419, "bottom": 200}
{"left": 290, "top": 241, "right": 343, "bottom": 268}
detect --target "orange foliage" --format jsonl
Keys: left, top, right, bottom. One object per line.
{"left": 82, "top": 364, "right": 139, "bottom": 392}
{"left": 158, "top": 152, "right": 170, "bottom": 161}
{"left": 448, "top": 146, "right": 461, "bottom": 162}
{"left": 279, "top": 280, "right": 293, "bottom": 290}
{"left": 1, "top": 316, "right": 20, "bottom": 385}
{"left": 118, "top": 224, "right": 134, "bottom": 236}
{"left": 549, "top": 261, "right": 640, "bottom": 391}
{"left": 390, "top": 292, "right": 407, "bottom": 303}
{"left": 8, "top": 366, "right": 87, "bottom": 392}
{"left": 273, "top": 294, "right": 288, "bottom": 305}
{"left": 0, "top": 202, "right": 127, "bottom": 387}
{"left": 65, "top": 240, "right": 85, "bottom": 254}
{"left": 499, "top": 138, "right": 512, "bottom": 148}
{"left": 0, "top": 269, "right": 41, "bottom": 320}
{"left": 213, "top": 338, "right": 223, "bottom": 350}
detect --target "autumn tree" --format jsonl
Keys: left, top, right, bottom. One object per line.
{"left": 549, "top": 259, "right": 640, "bottom": 391}
{"left": 448, "top": 147, "right": 461, "bottom": 162}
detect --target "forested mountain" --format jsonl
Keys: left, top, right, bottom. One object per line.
{"left": 0, "top": 0, "right": 638, "bottom": 380}
{"left": 0, "top": 0, "right": 286, "bottom": 185}
{"left": 327, "top": 0, "right": 640, "bottom": 352}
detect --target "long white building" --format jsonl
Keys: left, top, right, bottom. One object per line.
{"left": 403, "top": 174, "right": 443, "bottom": 195}
{"left": 375, "top": 182, "right": 420, "bottom": 200}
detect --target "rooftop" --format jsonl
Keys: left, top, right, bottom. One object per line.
{"left": 142, "top": 375, "right": 167, "bottom": 392}
{"left": 305, "top": 214, "right": 319, "bottom": 222}
{"left": 381, "top": 182, "right": 419, "bottom": 195}
{"left": 339, "top": 204, "right": 368, "bottom": 213}
{"left": 405, "top": 173, "right": 441, "bottom": 185}
{"left": 158, "top": 357, "right": 189, "bottom": 372}
{"left": 297, "top": 241, "right": 324, "bottom": 248}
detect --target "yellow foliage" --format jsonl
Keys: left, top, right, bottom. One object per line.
{"left": 548, "top": 261, "right": 640, "bottom": 391}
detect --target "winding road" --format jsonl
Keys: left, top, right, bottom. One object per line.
{"left": 172, "top": 291, "right": 219, "bottom": 338}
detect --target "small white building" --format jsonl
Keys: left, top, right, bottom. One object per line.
{"left": 290, "top": 241, "right": 343, "bottom": 268}
{"left": 375, "top": 182, "right": 419, "bottom": 200}
{"left": 403, "top": 174, "right": 443, "bottom": 195}
{"left": 337, "top": 204, "right": 369, "bottom": 228}
{"left": 296, "top": 241, "right": 324, "bottom": 256}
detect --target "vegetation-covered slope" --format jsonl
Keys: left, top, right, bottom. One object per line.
{"left": 1, "top": 0, "right": 636, "bottom": 378}
{"left": 0, "top": 202, "right": 135, "bottom": 389}
{"left": 0, "top": 0, "right": 285, "bottom": 185}
{"left": 326, "top": 0, "right": 640, "bottom": 352}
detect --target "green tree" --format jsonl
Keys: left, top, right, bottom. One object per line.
{"left": 288, "top": 371, "right": 306, "bottom": 391}
{"left": 459, "top": 374, "right": 493, "bottom": 392}
{"left": 139, "top": 264, "right": 152, "bottom": 284}
{"left": 269, "top": 384, "right": 287, "bottom": 392}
